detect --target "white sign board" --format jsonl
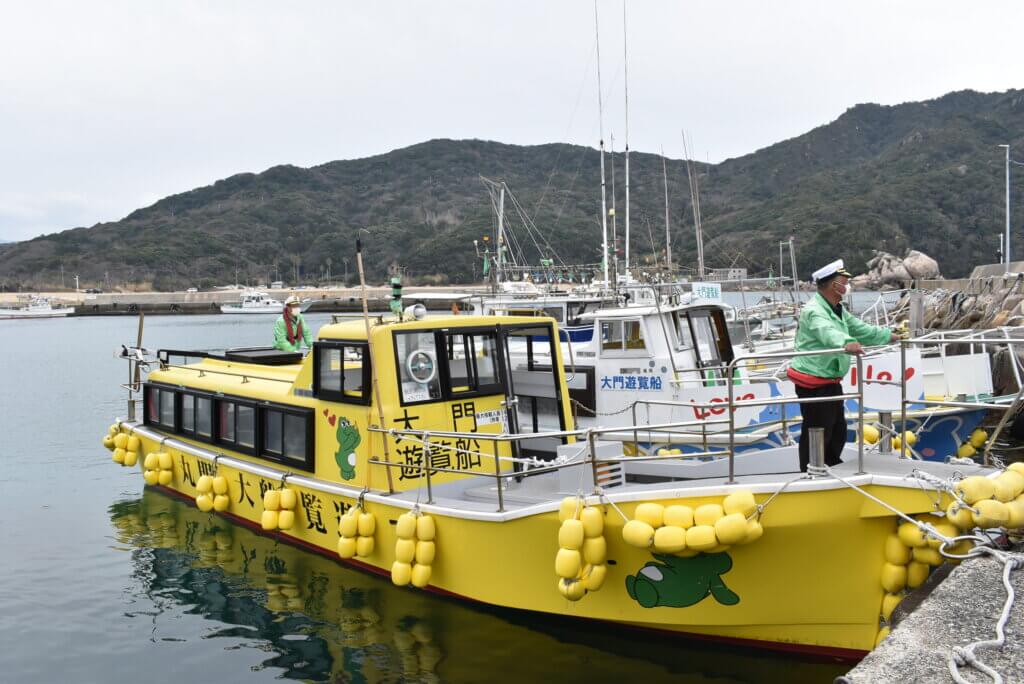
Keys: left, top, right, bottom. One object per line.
{"left": 691, "top": 282, "right": 722, "bottom": 304}
{"left": 675, "top": 383, "right": 776, "bottom": 432}
{"left": 842, "top": 349, "right": 924, "bottom": 412}
{"left": 921, "top": 353, "right": 993, "bottom": 399}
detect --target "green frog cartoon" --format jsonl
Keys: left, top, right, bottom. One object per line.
{"left": 326, "top": 411, "right": 361, "bottom": 480}
{"left": 625, "top": 552, "right": 739, "bottom": 608}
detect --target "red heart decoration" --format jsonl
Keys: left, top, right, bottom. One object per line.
{"left": 904, "top": 368, "right": 915, "bottom": 380}
{"left": 322, "top": 409, "right": 329, "bottom": 417}
{"left": 328, "top": 415, "right": 337, "bottom": 427}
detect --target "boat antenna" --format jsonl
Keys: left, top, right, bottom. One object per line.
{"left": 594, "top": 0, "right": 610, "bottom": 287}
{"left": 355, "top": 237, "right": 395, "bottom": 493}
{"left": 682, "top": 130, "right": 705, "bottom": 279}
{"left": 661, "top": 145, "right": 672, "bottom": 271}
{"left": 610, "top": 133, "right": 618, "bottom": 284}
{"left": 622, "top": 0, "right": 631, "bottom": 277}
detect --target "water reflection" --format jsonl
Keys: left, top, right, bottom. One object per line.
{"left": 110, "top": 490, "right": 847, "bottom": 683}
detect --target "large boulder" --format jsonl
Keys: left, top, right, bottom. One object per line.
{"left": 903, "top": 250, "right": 941, "bottom": 280}
{"left": 853, "top": 249, "right": 942, "bottom": 289}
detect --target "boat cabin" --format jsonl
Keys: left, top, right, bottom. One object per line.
{"left": 141, "top": 314, "right": 575, "bottom": 493}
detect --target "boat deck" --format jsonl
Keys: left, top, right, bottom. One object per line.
{"left": 385, "top": 446, "right": 994, "bottom": 518}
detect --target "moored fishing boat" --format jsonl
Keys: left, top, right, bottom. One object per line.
{"left": 104, "top": 310, "right": 1024, "bottom": 658}
{"left": 0, "top": 295, "right": 73, "bottom": 319}
{"left": 221, "top": 290, "right": 311, "bottom": 314}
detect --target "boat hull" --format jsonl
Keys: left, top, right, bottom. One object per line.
{"left": 0, "top": 308, "right": 73, "bottom": 319}
{"left": 118, "top": 424, "right": 954, "bottom": 657}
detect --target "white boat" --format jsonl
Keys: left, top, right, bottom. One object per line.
{"left": 220, "top": 291, "right": 310, "bottom": 314}
{"left": 503, "top": 296, "right": 1007, "bottom": 463}
{"left": 0, "top": 296, "right": 74, "bottom": 319}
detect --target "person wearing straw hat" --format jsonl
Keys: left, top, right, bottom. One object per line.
{"left": 788, "top": 259, "right": 900, "bottom": 471}
{"left": 273, "top": 295, "right": 312, "bottom": 353}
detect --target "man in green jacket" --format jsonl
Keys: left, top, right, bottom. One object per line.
{"left": 274, "top": 296, "right": 312, "bottom": 353}
{"left": 787, "top": 260, "right": 899, "bottom": 471}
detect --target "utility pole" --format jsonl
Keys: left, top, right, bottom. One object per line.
{"left": 1000, "top": 144, "right": 1011, "bottom": 271}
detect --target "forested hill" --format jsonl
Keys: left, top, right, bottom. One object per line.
{"left": 1, "top": 88, "right": 1022, "bottom": 289}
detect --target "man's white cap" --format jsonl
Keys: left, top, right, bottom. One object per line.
{"left": 284, "top": 295, "right": 301, "bottom": 305}
{"left": 811, "top": 259, "right": 853, "bottom": 283}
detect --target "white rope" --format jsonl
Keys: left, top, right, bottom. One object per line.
{"left": 948, "top": 553, "right": 1024, "bottom": 684}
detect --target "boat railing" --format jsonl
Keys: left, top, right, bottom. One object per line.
{"left": 897, "top": 332, "right": 1024, "bottom": 466}
{"left": 365, "top": 346, "right": 884, "bottom": 509}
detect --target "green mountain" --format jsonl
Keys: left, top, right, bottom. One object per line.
{"left": 2, "top": 88, "right": 1022, "bottom": 290}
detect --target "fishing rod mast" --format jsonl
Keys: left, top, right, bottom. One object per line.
{"left": 662, "top": 146, "right": 672, "bottom": 271}
{"left": 594, "top": 0, "right": 610, "bottom": 286}
{"left": 622, "top": 0, "right": 631, "bottom": 277}
{"left": 610, "top": 134, "right": 618, "bottom": 284}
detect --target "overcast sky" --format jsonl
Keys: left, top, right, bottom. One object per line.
{"left": 1, "top": 0, "right": 1021, "bottom": 242}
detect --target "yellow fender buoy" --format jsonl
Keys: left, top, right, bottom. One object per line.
{"left": 897, "top": 521, "right": 927, "bottom": 548}
{"left": 622, "top": 520, "right": 655, "bottom": 548}
{"left": 685, "top": 525, "right": 718, "bottom": 552}
{"left": 634, "top": 503, "right": 665, "bottom": 528}
{"left": 946, "top": 502, "right": 975, "bottom": 530}
{"left": 558, "top": 519, "right": 585, "bottom": 550}
{"left": 884, "top": 534, "right": 911, "bottom": 565}
{"left": 663, "top": 505, "right": 694, "bottom": 528}
{"left": 907, "top": 561, "right": 930, "bottom": 588}
{"left": 972, "top": 499, "right": 1009, "bottom": 528}
{"left": 861, "top": 424, "right": 880, "bottom": 445}
{"left": 714, "top": 513, "right": 748, "bottom": 546}
{"left": 881, "top": 592, "right": 902, "bottom": 621}
{"left": 693, "top": 503, "right": 724, "bottom": 527}
{"left": 652, "top": 526, "right": 687, "bottom": 554}
{"left": 580, "top": 506, "right": 604, "bottom": 537}
{"left": 880, "top": 563, "right": 907, "bottom": 593}
{"left": 723, "top": 491, "right": 756, "bottom": 518}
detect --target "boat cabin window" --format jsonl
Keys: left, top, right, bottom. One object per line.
{"left": 144, "top": 386, "right": 177, "bottom": 430}
{"left": 216, "top": 399, "right": 257, "bottom": 452}
{"left": 444, "top": 330, "right": 502, "bottom": 396}
{"left": 686, "top": 308, "right": 735, "bottom": 382}
{"left": 261, "top": 407, "right": 312, "bottom": 466}
{"left": 671, "top": 311, "right": 694, "bottom": 350}
{"left": 179, "top": 392, "right": 215, "bottom": 439}
{"left": 314, "top": 341, "right": 370, "bottom": 405}
{"left": 143, "top": 382, "right": 315, "bottom": 471}
{"left": 542, "top": 306, "right": 564, "bottom": 322}
{"left": 396, "top": 331, "right": 442, "bottom": 404}
{"left": 396, "top": 328, "right": 508, "bottom": 405}
{"left": 600, "top": 319, "right": 647, "bottom": 355}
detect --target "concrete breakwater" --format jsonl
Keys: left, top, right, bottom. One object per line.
{"left": 0, "top": 287, "right": 481, "bottom": 316}
{"left": 839, "top": 550, "right": 1024, "bottom": 684}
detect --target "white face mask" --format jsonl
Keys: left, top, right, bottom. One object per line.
{"left": 289, "top": 307, "right": 301, "bottom": 316}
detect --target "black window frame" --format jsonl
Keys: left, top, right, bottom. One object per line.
{"left": 214, "top": 396, "right": 259, "bottom": 456}
{"left": 393, "top": 326, "right": 507, "bottom": 407}
{"left": 141, "top": 382, "right": 316, "bottom": 472}
{"left": 178, "top": 389, "right": 216, "bottom": 440}
{"left": 143, "top": 383, "right": 179, "bottom": 431}
{"left": 258, "top": 403, "right": 315, "bottom": 471}
{"left": 313, "top": 340, "right": 372, "bottom": 405}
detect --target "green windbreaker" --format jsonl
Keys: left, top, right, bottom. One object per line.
{"left": 273, "top": 312, "right": 312, "bottom": 352}
{"left": 790, "top": 293, "right": 892, "bottom": 379}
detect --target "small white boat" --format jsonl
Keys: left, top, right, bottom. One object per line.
{"left": 220, "top": 291, "right": 287, "bottom": 314}
{"left": 0, "top": 296, "right": 74, "bottom": 319}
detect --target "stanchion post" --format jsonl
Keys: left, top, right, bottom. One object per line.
{"left": 808, "top": 427, "right": 825, "bottom": 477}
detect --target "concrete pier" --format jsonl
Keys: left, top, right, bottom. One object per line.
{"left": 839, "top": 551, "right": 1024, "bottom": 683}
{"left": 0, "top": 286, "right": 482, "bottom": 316}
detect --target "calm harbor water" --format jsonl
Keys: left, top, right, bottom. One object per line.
{"left": 0, "top": 311, "right": 850, "bottom": 683}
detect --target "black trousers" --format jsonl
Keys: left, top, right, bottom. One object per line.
{"left": 795, "top": 383, "right": 847, "bottom": 472}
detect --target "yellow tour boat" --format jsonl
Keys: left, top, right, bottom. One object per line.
{"left": 104, "top": 311, "right": 1024, "bottom": 660}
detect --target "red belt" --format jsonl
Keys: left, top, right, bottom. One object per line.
{"left": 787, "top": 367, "right": 842, "bottom": 389}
